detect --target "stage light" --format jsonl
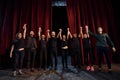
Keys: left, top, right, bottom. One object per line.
{"left": 52, "top": 0, "right": 66, "bottom": 6}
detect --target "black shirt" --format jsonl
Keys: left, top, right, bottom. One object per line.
{"left": 89, "top": 31, "right": 114, "bottom": 47}
{"left": 61, "top": 40, "right": 68, "bottom": 50}
{"left": 83, "top": 38, "right": 91, "bottom": 48}
{"left": 71, "top": 37, "right": 80, "bottom": 50}
{"left": 48, "top": 37, "right": 57, "bottom": 49}
{"left": 26, "top": 36, "right": 37, "bottom": 48}
{"left": 12, "top": 38, "right": 24, "bottom": 51}
{"left": 40, "top": 39, "right": 47, "bottom": 49}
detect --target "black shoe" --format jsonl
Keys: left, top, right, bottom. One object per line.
{"left": 18, "top": 70, "right": 23, "bottom": 75}
{"left": 13, "top": 71, "right": 17, "bottom": 77}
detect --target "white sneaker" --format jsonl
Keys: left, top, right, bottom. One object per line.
{"left": 90, "top": 66, "right": 94, "bottom": 71}
{"left": 18, "top": 69, "right": 23, "bottom": 75}
{"left": 86, "top": 66, "right": 90, "bottom": 71}
{"left": 13, "top": 71, "right": 17, "bottom": 76}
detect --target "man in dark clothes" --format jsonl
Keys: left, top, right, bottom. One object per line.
{"left": 67, "top": 28, "right": 82, "bottom": 69}
{"left": 38, "top": 27, "right": 47, "bottom": 70}
{"left": 26, "top": 30, "right": 37, "bottom": 72}
{"left": 10, "top": 24, "right": 26, "bottom": 76}
{"left": 47, "top": 30, "right": 60, "bottom": 70}
{"left": 85, "top": 25, "right": 116, "bottom": 73}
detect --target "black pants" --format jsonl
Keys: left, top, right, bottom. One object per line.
{"left": 13, "top": 51, "right": 24, "bottom": 71}
{"left": 50, "top": 48, "right": 57, "bottom": 68}
{"left": 72, "top": 49, "right": 82, "bottom": 68}
{"left": 97, "top": 46, "right": 111, "bottom": 69}
{"left": 62, "top": 49, "right": 68, "bottom": 68}
{"left": 40, "top": 47, "right": 47, "bottom": 68}
{"left": 27, "top": 48, "right": 36, "bottom": 68}
{"left": 84, "top": 48, "right": 94, "bottom": 66}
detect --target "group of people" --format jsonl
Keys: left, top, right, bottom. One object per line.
{"left": 10, "top": 24, "right": 116, "bottom": 76}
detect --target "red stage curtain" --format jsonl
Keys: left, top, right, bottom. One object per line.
{"left": 66, "top": 0, "right": 84, "bottom": 65}
{"left": 66, "top": 0, "right": 119, "bottom": 64}
{"left": 0, "top": 0, "right": 52, "bottom": 67}
{"left": 0, "top": 0, "right": 120, "bottom": 67}
{"left": 0, "top": 0, "right": 52, "bottom": 54}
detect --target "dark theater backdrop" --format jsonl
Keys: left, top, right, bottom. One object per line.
{"left": 0, "top": 0, "right": 120, "bottom": 69}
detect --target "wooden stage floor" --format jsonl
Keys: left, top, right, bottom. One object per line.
{"left": 0, "top": 64, "right": 120, "bottom": 80}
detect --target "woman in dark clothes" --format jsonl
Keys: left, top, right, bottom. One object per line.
{"left": 38, "top": 27, "right": 47, "bottom": 70}
{"left": 67, "top": 28, "right": 82, "bottom": 69}
{"left": 10, "top": 24, "right": 27, "bottom": 76}
{"left": 82, "top": 33, "right": 94, "bottom": 71}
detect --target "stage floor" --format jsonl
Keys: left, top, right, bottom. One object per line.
{"left": 0, "top": 56, "right": 120, "bottom": 80}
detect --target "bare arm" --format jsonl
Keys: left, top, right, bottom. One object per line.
{"left": 38, "top": 27, "right": 42, "bottom": 40}
{"left": 85, "top": 25, "right": 97, "bottom": 37}
{"left": 57, "top": 29, "right": 62, "bottom": 40}
{"left": 46, "top": 29, "right": 51, "bottom": 41}
{"left": 67, "top": 28, "right": 72, "bottom": 39}
{"left": 105, "top": 33, "right": 116, "bottom": 52}
{"left": 10, "top": 45, "right": 14, "bottom": 58}
{"left": 85, "top": 26, "right": 90, "bottom": 38}
{"left": 78, "top": 27, "right": 83, "bottom": 38}
{"left": 23, "top": 24, "right": 27, "bottom": 39}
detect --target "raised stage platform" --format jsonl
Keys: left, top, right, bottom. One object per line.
{"left": 0, "top": 56, "right": 120, "bottom": 80}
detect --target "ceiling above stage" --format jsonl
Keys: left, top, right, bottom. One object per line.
{"left": 52, "top": 0, "right": 66, "bottom": 6}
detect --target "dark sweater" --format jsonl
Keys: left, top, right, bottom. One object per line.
{"left": 48, "top": 37, "right": 57, "bottom": 49}
{"left": 39, "top": 39, "right": 47, "bottom": 49}
{"left": 89, "top": 31, "right": 114, "bottom": 47}
{"left": 83, "top": 38, "right": 91, "bottom": 48}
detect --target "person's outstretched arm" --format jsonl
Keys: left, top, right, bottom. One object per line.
{"left": 38, "top": 27, "right": 42, "bottom": 40}
{"left": 10, "top": 45, "right": 14, "bottom": 58}
{"left": 57, "top": 28, "right": 62, "bottom": 40}
{"left": 78, "top": 27, "right": 83, "bottom": 38}
{"left": 23, "top": 24, "right": 27, "bottom": 39}
{"left": 46, "top": 29, "right": 50, "bottom": 41}
{"left": 67, "top": 28, "right": 72, "bottom": 39}
{"left": 105, "top": 33, "right": 116, "bottom": 52}
{"left": 85, "top": 25, "right": 97, "bottom": 37}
